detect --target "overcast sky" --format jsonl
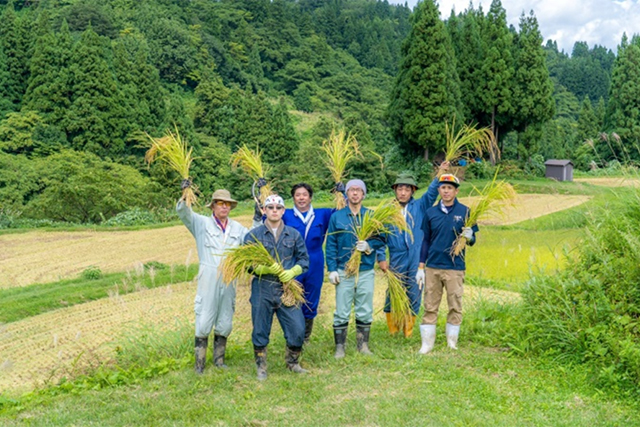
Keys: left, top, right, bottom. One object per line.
{"left": 388, "top": 0, "right": 640, "bottom": 54}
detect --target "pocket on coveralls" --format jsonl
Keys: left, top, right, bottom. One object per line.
{"left": 194, "top": 294, "right": 203, "bottom": 314}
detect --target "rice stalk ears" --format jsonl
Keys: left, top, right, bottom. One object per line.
{"left": 385, "top": 270, "right": 413, "bottom": 325}
{"left": 444, "top": 117, "right": 498, "bottom": 166}
{"left": 451, "top": 170, "right": 517, "bottom": 256}
{"left": 230, "top": 145, "right": 273, "bottom": 204}
{"left": 220, "top": 242, "right": 305, "bottom": 307}
{"left": 344, "top": 200, "right": 411, "bottom": 276}
{"left": 145, "top": 126, "right": 198, "bottom": 207}
{"left": 322, "top": 128, "right": 362, "bottom": 209}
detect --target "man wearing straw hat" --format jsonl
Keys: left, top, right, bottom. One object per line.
{"left": 245, "top": 194, "right": 310, "bottom": 380}
{"left": 326, "top": 179, "right": 386, "bottom": 358}
{"left": 377, "top": 162, "right": 449, "bottom": 338}
{"left": 418, "top": 174, "right": 478, "bottom": 353}
{"left": 177, "top": 186, "right": 252, "bottom": 374}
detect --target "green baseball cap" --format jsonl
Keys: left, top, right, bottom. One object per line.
{"left": 391, "top": 172, "right": 418, "bottom": 190}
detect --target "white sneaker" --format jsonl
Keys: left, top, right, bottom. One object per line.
{"left": 418, "top": 324, "right": 436, "bottom": 354}
{"left": 446, "top": 323, "right": 460, "bottom": 350}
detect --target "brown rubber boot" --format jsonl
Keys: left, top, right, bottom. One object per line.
{"left": 213, "top": 335, "right": 228, "bottom": 369}
{"left": 285, "top": 346, "right": 309, "bottom": 374}
{"left": 254, "top": 347, "right": 267, "bottom": 381}
{"left": 386, "top": 312, "right": 399, "bottom": 335}
{"left": 194, "top": 336, "right": 208, "bottom": 374}
{"left": 403, "top": 316, "right": 416, "bottom": 338}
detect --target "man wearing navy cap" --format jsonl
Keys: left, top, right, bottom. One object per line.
{"left": 418, "top": 174, "right": 478, "bottom": 353}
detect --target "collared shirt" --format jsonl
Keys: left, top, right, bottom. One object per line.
{"left": 325, "top": 205, "right": 386, "bottom": 272}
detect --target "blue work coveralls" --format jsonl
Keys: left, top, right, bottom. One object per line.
{"left": 377, "top": 178, "right": 440, "bottom": 315}
{"left": 282, "top": 207, "right": 333, "bottom": 320}
{"left": 244, "top": 224, "right": 310, "bottom": 350}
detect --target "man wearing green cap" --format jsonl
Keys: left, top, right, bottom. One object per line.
{"left": 377, "top": 162, "right": 449, "bottom": 337}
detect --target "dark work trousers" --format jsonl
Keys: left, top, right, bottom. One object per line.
{"left": 250, "top": 277, "right": 305, "bottom": 349}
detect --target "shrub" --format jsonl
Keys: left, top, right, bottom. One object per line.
{"left": 466, "top": 161, "right": 496, "bottom": 179}
{"left": 81, "top": 266, "right": 103, "bottom": 280}
{"left": 517, "top": 185, "right": 640, "bottom": 394}
{"left": 102, "top": 208, "right": 157, "bottom": 227}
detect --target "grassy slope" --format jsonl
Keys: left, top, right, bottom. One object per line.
{"left": 3, "top": 329, "right": 639, "bottom": 426}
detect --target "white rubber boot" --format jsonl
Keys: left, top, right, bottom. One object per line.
{"left": 418, "top": 324, "right": 436, "bottom": 354}
{"left": 446, "top": 323, "right": 460, "bottom": 350}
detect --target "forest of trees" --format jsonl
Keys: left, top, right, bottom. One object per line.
{"left": 0, "top": 0, "right": 635, "bottom": 225}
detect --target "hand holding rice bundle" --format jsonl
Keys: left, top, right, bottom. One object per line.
{"left": 145, "top": 126, "right": 198, "bottom": 206}
{"left": 221, "top": 241, "right": 305, "bottom": 307}
{"left": 230, "top": 145, "right": 273, "bottom": 206}
{"left": 322, "top": 128, "right": 362, "bottom": 209}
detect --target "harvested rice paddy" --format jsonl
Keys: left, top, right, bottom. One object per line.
{"left": 0, "top": 275, "right": 516, "bottom": 394}
{"left": 574, "top": 177, "right": 640, "bottom": 187}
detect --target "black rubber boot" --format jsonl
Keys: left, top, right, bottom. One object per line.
{"left": 356, "top": 321, "right": 373, "bottom": 355}
{"left": 254, "top": 347, "right": 268, "bottom": 381}
{"left": 333, "top": 323, "right": 348, "bottom": 359}
{"left": 304, "top": 318, "right": 314, "bottom": 343}
{"left": 285, "top": 346, "right": 309, "bottom": 374}
{"left": 194, "top": 337, "right": 208, "bottom": 374}
{"left": 213, "top": 335, "right": 228, "bottom": 369}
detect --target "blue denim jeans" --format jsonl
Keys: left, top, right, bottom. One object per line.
{"left": 250, "top": 278, "right": 305, "bottom": 349}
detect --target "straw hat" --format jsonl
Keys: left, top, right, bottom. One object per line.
{"left": 206, "top": 189, "right": 238, "bottom": 209}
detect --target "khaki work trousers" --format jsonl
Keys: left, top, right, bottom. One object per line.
{"left": 422, "top": 268, "right": 464, "bottom": 325}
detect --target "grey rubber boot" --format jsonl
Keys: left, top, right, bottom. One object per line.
{"left": 285, "top": 346, "right": 309, "bottom": 374}
{"left": 213, "top": 335, "right": 228, "bottom": 369}
{"left": 356, "top": 322, "right": 373, "bottom": 355}
{"left": 194, "top": 337, "right": 208, "bottom": 374}
{"left": 254, "top": 347, "right": 268, "bottom": 381}
{"left": 333, "top": 323, "right": 348, "bottom": 359}
{"left": 304, "top": 318, "right": 314, "bottom": 343}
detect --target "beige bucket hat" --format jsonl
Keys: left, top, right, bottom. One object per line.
{"left": 206, "top": 189, "right": 238, "bottom": 209}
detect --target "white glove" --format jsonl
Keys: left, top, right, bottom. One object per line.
{"left": 461, "top": 227, "right": 474, "bottom": 240}
{"left": 415, "top": 269, "right": 425, "bottom": 289}
{"left": 355, "top": 240, "right": 371, "bottom": 253}
{"left": 329, "top": 271, "right": 340, "bottom": 285}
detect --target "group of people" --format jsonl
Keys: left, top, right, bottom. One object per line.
{"left": 176, "top": 161, "right": 478, "bottom": 380}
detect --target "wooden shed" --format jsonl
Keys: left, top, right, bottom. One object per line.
{"left": 544, "top": 159, "right": 573, "bottom": 182}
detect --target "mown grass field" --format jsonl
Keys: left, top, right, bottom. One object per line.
{"left": 2, "top": 177, "right": 639, "bottom": 425}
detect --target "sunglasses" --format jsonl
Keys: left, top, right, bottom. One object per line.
{"left": 214, "top": 201, "right": 232, "bottom": 207}
{"left": 265, "top": 205, "right": 284, "bottom": 211}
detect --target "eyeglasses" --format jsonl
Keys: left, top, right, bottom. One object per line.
{"left": 265, "top": 205, "right": 284, "bottom": 211}
{"left": 214, "top": 201, "right": 231, "bottom": 207}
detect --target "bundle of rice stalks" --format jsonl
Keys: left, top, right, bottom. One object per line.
{"left": 220, "top": 241, "right": 305, "bottom": 307}
{"left": 145, "top": 127, "right": 197, "bottom": 206}
{"left": 230, "top": 145, "right": 272, "bottom": 205}
{"left": 344, "top": 199, "right": 411, "bottom": 276}
{"left": 444, "top": 117, "right": 497, "bottom": 167}
{"left": 384, "top": 269, "right": 413, "bottom": 326}
{"left": 451, "top": 171, "right": 517, "bottom": 256}
{"left": 321, "top": 128, "right": 362, "bottom": 209}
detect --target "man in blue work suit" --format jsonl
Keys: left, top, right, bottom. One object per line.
{"left": 377, "top": 163, "right": 449, "bottom": 338}
{"left": 418, "top": 174, "right": 478, "bottom": 353}
{"left": 245, "top": 194, "right": 310, "bottom": 380}
{"left": 282, "top": 183, "right": 335, "bottom": 343}
{"left": 326, "top": 179, "right": 386, "bottom": 358}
